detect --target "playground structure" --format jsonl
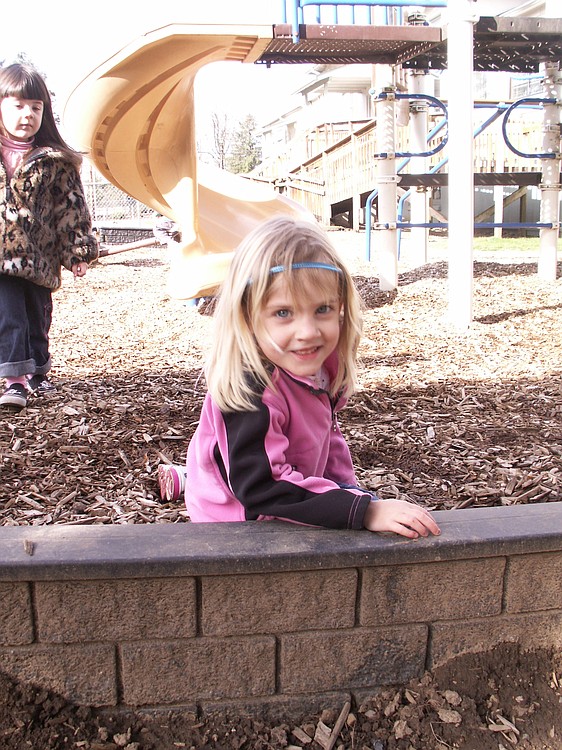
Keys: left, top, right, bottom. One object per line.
{"left": 1, "top": 5, "right": 559, "bottom": 714}
{"left": 64, "top": 1, "right": 562, "bottom": 325}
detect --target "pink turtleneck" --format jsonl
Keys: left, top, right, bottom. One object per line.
{"left": 0, "top": 133, "right": 35, "bottom": 179}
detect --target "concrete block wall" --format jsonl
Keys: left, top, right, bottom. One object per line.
{"left": 0, "top": 503, "right": 560, "bottom": 717}
{"left": 96, "top": 227, "right": 154, "bottom": 245}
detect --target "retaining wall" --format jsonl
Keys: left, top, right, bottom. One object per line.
{"left": 0, "top": 502, "right": 561, "bottom": 719}
{"left": 96, "top": 227, "right": 154, "bottom": 245}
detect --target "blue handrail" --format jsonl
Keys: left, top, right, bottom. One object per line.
{"left": 365, "top": 109, "right": 449, "bottom": 261}
{"left": 298, "top": 0, "right": 445, "bottom": 6}
{"left": 378, "top": 222, "right": 556, "bottom": 229}
{"left": 395, "top": 105, "right": 507, "bottom": 253}
{"left": 502, "top": 98, "right": 558, "bottom": 159}
{"left": 283, "top": 0, "right": 447, "bottom": 41}
{"left": 372, "top": 93, "right": 448, "bottom": 158}
{"left": 366, "top": 98, "right": 555, "bottom": 261}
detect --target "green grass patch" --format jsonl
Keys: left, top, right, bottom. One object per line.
{"left": 472, "top": 236, "right": 542, "bottom": 252}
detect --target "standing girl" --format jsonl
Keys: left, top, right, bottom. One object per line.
{"left": 171, "top": 216, "right": 440, "bottom": 537}
{"left": 0, "top": 64, "right": 98, "bottom": 410}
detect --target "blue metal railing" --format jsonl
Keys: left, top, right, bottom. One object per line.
{"left": 365, "top": 106, "right": 449, "bottom": 261}
{"left": 281, "top": 0, "right": 447, "bottom": 42}
{"left": 365, "top": 98, "right": 556, "bottom": 261}
{"left": 502, "top": 98, "right": 558, "bottom": 159}
{"left": 377, "top": 221, "right": 556, "bottom": 229}
{"left": 395, "top": 105, "right": 506, "bottom": 253}
{"left": 372, "top": 93, "right": 448, "bottom": 158}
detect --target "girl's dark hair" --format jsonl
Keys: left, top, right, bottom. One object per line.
{"left": 0, "top": 63, "right": 81, "bottom": 165}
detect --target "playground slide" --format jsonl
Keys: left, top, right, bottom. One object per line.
{"left": 64, "top": 24, "right": 312, "bottom": 299}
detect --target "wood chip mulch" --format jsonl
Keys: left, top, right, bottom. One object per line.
{"left": 1, "top": 235, "right": 560, "bottom": 525}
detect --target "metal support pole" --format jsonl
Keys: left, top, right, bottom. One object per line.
{"left": 373, "top": 89, "right": 398, "bottom": 290}
{"left": 321, "top": 151, "right": 331, "bottom": 226}
{"left": 351, "top": 133, "right": 361, "bottom": 230}
{"left": 446, "top": 0, "right": 478, "bottom": 329}
{"left": 537, "top": 62, "right": 561, "bottom": 281}
{"left": 409, "top": 70, "right": 430, "bottom": 265}
{"left": 493, "top": 117, "right": 506, "bottom": 238}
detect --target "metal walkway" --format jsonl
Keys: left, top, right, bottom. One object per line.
{"left": 259, "top": 16, "right": 562, "bottom": 73}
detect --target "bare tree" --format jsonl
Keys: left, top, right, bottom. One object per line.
{"left": 210, "top": 112, "right": 232, "bottom": 170}
{"left": 199, "top": 112, "right": 261, "bottom": 174}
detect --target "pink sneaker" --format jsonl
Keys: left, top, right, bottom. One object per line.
{"left": 157, "top": 464, "right": 186, "bottom": 501}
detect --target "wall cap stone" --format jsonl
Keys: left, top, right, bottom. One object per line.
{"left": 0, "top": 502, "right": 560, "bottom": 581}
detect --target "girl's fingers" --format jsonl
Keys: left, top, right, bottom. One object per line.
{"left": 393, "top": 523, "right": 421, "bottom": 539}
{"left": 365, "top": 499, "right": 441, "bottom": 537}
{"left": 73, "top": 263, "right": 87, "bottom": 277}
{"left": 405, "top": 505, "right": 440, "bottom": 533}
{"left": 392, "top": 509, "right": 441, "bottom": 538}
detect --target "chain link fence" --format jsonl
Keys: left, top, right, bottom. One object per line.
{"left": 81, "top": 162, "right": 158, "bottom": 243}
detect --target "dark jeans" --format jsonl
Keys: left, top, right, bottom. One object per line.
{"left": 0, "top": 275, "right": 52, "bottom": 378}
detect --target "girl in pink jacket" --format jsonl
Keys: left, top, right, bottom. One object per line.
{"left": 160, "top": 216, "right": 440, "bottom": 538}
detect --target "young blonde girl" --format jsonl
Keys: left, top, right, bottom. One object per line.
{"left": 163, "top": 216, "right": 440, "bottom": 538}
{"left": 0, "top": 64, "right": 98, "bottom": 409}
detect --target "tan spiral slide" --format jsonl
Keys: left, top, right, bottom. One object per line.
{"left": 64, "top": 24, "right": 311, "bottom": 299}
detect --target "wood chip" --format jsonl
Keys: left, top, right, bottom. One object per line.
{"left": 437, "top": 709, "right": 462, "bottom": 725}
{"left": 1, "top": 239, "right": 560, "bottom": 525}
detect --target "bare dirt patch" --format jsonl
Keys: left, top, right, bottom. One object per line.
{"left": 0, "top": 231, "right": 561, "bottom": 748}
{"left": 0, "top": 643, "right": 559, "bottom": 749}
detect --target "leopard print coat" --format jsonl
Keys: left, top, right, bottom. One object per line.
{"left": 0, "top": 146, "right": 98, "bottom": 291}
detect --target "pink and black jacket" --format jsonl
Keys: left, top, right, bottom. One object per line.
{"left": 185, "top": 355, "right": 373, "bottom": 528}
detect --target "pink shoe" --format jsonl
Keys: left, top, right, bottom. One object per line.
{"left": 157, "top": 464, "right": 186, "bottom": 501}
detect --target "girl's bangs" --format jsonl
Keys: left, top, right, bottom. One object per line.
{"left": 2, "top": 72, "right": 48, "bottom": 103}
{"left": 283, "top": 264, "right": 343, "bottom": 302}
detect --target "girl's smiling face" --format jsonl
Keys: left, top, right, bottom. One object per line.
{"left": 0, "top": 96, "right": 44, "bottom": 142}
{"left": 255, "top": 272, "right": 342, "bottom": 380}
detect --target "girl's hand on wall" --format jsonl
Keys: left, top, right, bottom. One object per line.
{"left": 72, "top": 262, "right": 89, "bottom": 278}
{"left": 364, "top": 498, "right": 441, "bottom": 539}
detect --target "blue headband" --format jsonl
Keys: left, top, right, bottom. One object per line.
{"left": 269, "top": 262, "right": 342, "bottom": 275}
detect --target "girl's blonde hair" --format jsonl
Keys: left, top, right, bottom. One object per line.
{"left": 0, "top": 64, "right": 82, "bottom": 167}
{"left": 206, "top": 215, "right": 363, "bottom": 412}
